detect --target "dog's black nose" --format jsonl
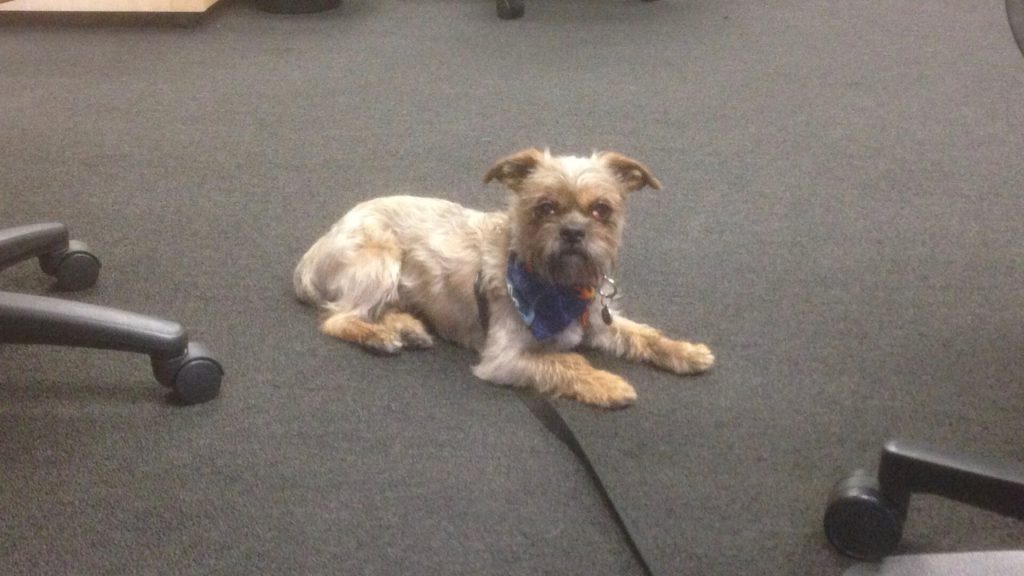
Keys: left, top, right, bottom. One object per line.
{"left": 560, "top": 226, "right": 586, "bottom": 245}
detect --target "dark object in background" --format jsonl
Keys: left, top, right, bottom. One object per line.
{"left": 496, "top": 0, "right": 524, "bottom": 19}
{"left": 497, "top": 0, "right": 657, "bottom": 20}
{"left": 256, "top": 0, "right": 340, "bottom": 14}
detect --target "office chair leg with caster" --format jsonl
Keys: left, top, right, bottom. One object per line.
{"left": 824, "top": 440, "right": 1024, "bottom": 560}
{"left": 0, "top": 223, "right": 223, "bottom": 405}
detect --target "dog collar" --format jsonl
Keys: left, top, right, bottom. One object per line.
{"left": 506, "top": 254, "right": 595, "bottom": 341}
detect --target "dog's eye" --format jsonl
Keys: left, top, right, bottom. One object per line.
{"left": 534, "top": 201, "right": 558, "bottom": 218}
{"left": 590, "top": 202, "right": 613, "bottom": 222}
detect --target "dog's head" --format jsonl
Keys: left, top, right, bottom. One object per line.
{"left": 485, "top": 148, "right": 661, "bottom": 288}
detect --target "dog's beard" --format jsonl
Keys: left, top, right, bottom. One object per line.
{"left": 513, "top": 213, "right": 618, "bottom": 288}
{"left": 548, "top": 249, "right": 598, "bottom": 287}
{"left": 533, "top": 242, "right": 609, "bottom": 288}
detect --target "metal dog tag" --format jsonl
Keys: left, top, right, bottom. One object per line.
{"left": 599, "top": 276, "right": 617, "bottom": 326}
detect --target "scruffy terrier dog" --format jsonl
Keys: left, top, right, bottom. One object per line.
{"left": 294, "top": 149, "right": 713, "bottom": 407}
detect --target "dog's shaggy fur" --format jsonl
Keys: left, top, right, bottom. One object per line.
{"left": 294, "top": 149, "right": 713, "bottom": 407}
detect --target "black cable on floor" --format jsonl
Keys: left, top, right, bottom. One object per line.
{"left": 518, "top": 391, "right": 655, "bottom": 576}
{"left": 1009, "top": 0, "right": 1024, "bottom": 57}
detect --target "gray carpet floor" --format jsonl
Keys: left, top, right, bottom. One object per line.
{"left": 2, "top": 1, "right": 1023, "bottom": 575}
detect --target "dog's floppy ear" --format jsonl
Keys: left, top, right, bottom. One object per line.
{"left": 599, "top": 152, "right": 663, "bottom": 192}
{"left": 484, "top": 148, "right": 545, "bottom": 191}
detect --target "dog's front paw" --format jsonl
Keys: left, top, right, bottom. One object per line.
{"left": 572, "top": 370, "right": 637, "bottom": 409}
{"left": 655, "top": 340, "right": 715, "bottom": 375}
{"left": 685, "top": 343, "right": 715, "bottom": 373}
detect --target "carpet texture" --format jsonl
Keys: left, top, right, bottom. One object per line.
{"left": 2, "top": 1, "right": 1023, "bottom": 575}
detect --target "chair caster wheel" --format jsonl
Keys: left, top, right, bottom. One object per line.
{"left": 153, "top": 342, "right": 224, "bottom": 405}
{"left": 173, "top": 354, "right": 223, "bottom": 405}
{"left": 824, "top": 470, "right": 904, "bottom": 561}
{"left": 497, "top": 0, "right": 524, "bottom": 19}
{"left": 39, "top": 240, "right": 101, "bottom": 292}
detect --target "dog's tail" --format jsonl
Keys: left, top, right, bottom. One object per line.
{"left": 293, "top": 230, "right": 402, "bottom": 321}
{"left": 293, "top": 238, "right": 330, "bottom": 308}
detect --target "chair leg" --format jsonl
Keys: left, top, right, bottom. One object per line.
{"left": 0, "top": 292, "right": 223, "bottom": 404}
{"left": 1, "top": 223, "right": 69, "bottom": 270}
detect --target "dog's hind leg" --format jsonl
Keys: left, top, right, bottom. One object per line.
{"left": 320, "top": 310, "right": 400, "bottom": 355}
{"left": 313, "top": 225, "right": 434, "bottom": 353}
{"left": 320, "top": 310, "right": 433, "bottom": 355}
{"left": 380, "top": 311, "right": 434, "bottom": 350}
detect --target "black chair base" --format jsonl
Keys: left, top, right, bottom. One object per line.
{"left": 0, "top": 223, "right": 222, "bottom": 404}
{"left": 824, "top": 440, "right": 1024, "bottom": 560}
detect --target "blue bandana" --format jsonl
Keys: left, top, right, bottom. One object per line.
{"left": 506, "top": 254, "right": 595, "bottom": 341}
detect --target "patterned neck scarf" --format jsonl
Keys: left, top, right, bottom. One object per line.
{"left": 506, "top": 253, "right": 595, "bottom": 341}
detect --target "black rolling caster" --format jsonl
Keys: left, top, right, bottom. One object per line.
{"left": 824, "top": 440, "right": 1024, "bottom": 560}
{"left": 152, "top": 341, "right": 224, "bottom": 405}
{"left": 38, "top": 238, "right": 101, "bottom": 292}
{"left": 823, "top": 468, "right": 904, "bottom": 560}
{"left": 497, "top": 0, "right": 524, "bottom": 19}
{"left": 0, "top": 223, "right": 100, "bottom": 291}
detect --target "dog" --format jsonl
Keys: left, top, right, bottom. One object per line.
{"left": 293, "top": 148, "right": 713, "bottom": 407}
